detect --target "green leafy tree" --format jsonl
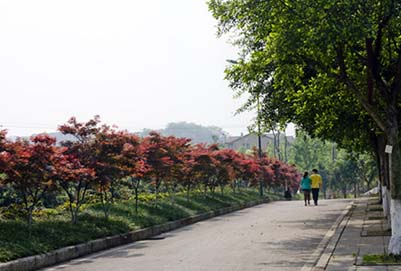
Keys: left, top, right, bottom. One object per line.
{"left": 288, "top": 131, "right": 332, "bottom": 173}
{"left": 209, "top": 0, "right": 401, "bottom": 254}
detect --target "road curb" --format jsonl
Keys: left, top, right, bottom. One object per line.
{"left": 301, "top": 200, "right": 354, "bottom": 271}
{"left": 0, "top": 198, "right": 270, "bottom": 271}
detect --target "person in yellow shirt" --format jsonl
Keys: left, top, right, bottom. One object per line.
{"left": 310, "top": 169, "right": 323, "bottom": 206}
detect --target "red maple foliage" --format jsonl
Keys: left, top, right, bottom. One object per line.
{"left": 142, "top": 132, "right": 175, "bottom": 203}
{"left": 0, "top": 117, "right": 301, "bottom": 224}
{"left": 1, "top": 134, "right": 58, "bottom": 224}
{"left": 57, "top": 116, "right": 102, "bottom": 221}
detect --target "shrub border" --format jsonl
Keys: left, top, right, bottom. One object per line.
{"left": 0, "top": 198, "right": 270, "bottom": 271}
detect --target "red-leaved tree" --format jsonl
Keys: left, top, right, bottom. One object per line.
{"left": 162, "top": 136, "right": 192, "bottom": 203}
{"left": 142, "top": 132, "right": 174, "bottom": 203}
{"left": 58, "top": 116, "right": 101, "bottom": 222}
{"left": 118, "top": 133, "right": 148, "bottom": 213}
{"left": 191, "top": 144, "right": 218, "bottom": 196}
{"left": 1, "top": 135, "right": 58, "bottom": 225}
{"left": 212, "top": 149, "right": 238, "bottom": 195}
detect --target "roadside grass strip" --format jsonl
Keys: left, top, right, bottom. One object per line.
{"left": 363, "top": 254, "right": 401, "bottom": 265}
{"left": 0, "top": 189, "right": 271, "bottom": 263}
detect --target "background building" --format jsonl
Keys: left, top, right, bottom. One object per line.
{"left": 225, "top": 133, "right": 295, "bottom": 151}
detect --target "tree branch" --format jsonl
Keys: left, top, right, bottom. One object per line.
{"left": 391, "top": 49, "right": 401, "bottom": 101}
{"left": 366, "top": 38, "right": 375, "bottom": 103}
{"left": 336, "top": 45, "right": 387, "bottom": 132}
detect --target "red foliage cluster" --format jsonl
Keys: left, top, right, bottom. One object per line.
{"left": 0, "top": 117, "right": 300, "bottom": 223}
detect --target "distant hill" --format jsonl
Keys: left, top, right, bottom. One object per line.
{"left": 7, "top": 122, "right": 230, "bottom": 145}
{"left": 138, "top": 122, "right": 229, "bottom": 144}
{"left": 38, "top": 132, "right": 77, "bottom": 143}
{"left": 7, "top": 132, "right": 76, "bottom": 144}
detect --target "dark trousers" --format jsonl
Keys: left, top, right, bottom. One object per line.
{"left": 303, "top": 189, "right": 311, "bottom": 204}
{"left": 312, "top": 188, "right": 320, "bottom": 205}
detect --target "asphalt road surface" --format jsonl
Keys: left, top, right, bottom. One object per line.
{"left": 42, "top": 199, "right": 351, "bottom": 271}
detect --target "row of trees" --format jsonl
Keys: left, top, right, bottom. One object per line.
{"left": 287, "top": 131, "right": 377, "bottom": 198}
{"left": 209, "top": 0, "right": 401, "bottom": 254}
{"left": 0, "top": 117, "right": 300, "bottom": 225}
{"left": 239, "top": 129, "right": 378, "bottom": 198}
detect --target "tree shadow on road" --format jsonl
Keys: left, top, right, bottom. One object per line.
{"left": 254, "top": 210, "right": 346, "bottom": 268}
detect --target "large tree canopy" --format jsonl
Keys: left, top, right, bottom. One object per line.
{"left": 209, "top": 0, "right": 401, "bottom": 189}
{"left": 209, "top": 0, "right": 401, "bottom": 253}
{"left": 210, "top": 0, "right": 401, "bottom": 146}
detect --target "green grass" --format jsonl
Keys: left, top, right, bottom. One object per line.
{"left": 363, "top": 254, "right": 401, "bottom": 264}
{"left": 0, "top": 189, "right": 271, "bottom": 262}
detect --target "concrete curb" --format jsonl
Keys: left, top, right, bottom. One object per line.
{"left": 0, "top": 198, "right": 270, "bottom": 271}
{"left": 301, "top": 200, "right": 355, "bottom": 271}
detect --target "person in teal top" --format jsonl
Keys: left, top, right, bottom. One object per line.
{"left": 300, "top": 172, "right": 312, "bottom": 206}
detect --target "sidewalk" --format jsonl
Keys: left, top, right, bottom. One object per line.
{"left": 321, "top": 197, "right": 401, "bottom": 271}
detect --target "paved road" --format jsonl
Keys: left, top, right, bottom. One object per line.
{"left": 42, "top": 199, "right": 351, "bottom": 271}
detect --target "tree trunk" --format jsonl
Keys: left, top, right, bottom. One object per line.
{"left": 135, "top": 186, "right": 139, "bottom": 214}
{"left": 27, "top": 205, "right": 33, "bottom": 237}
{"left": 365, "top": 176, "right": 371, "bottom": 191}
{"left": 378, "top": 136, "right": 391, "bottom": 216}
{"left": 342, "top": 183, "right": 347, "bottom": 198}
{"left": 155, "top": 177, "right": 160, "bottom": 205}
{"left": 27, "top": 206, "right": 33, "bottom": 227}
{"left": 284, "top": 132, "right": 288, "bottom": 162}
{"left": 211, "top": 185, "right": 216, "bottom": 195}
{"left": 72, "top": 205, "right": 80, "bottom": 224}
{"left": 68, "top": 198, "right": 76, "bottom": 224}
{"left": 100, "top": 190, "right": 110, "bottom": 220}
{"left": 276, "top": 130, "right": 281, "bottom": 160}
{"left": 272, "top": 130, "right": 277, "bottom": 158}
{"left": 171, "top": 184, "right": 176, "bottom": 205}
{"left": 382, "top": 185, "right": 390, "bottom": 219}
{"left": 376, "top": 151, "right": 383, "bottom": 204}
{"left": 186, "top": 184, "right": 190, "bottom": 202}
{"left": 387, "top": 120, "right": 401, "bottom": 254}
{"left": 389, "top": 133, "right": 401, "bottom": 199}
{"left": 389, "top": 199, "right": 401, "bottom": 254}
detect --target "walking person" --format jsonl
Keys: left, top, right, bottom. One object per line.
{"left": 310, "top": 169, "right": 323, "bottom": 206}
{"left": 300, "top": 172, "right": 312, "bottom": 206}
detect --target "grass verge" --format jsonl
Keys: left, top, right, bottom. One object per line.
{"left": 0, "top": 189, "right": 276, "bottom": 262}
{"left": 363, "top": 254, "right": 401, "bottom": 265}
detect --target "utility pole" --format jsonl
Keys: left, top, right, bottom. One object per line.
{"left": 226, "top": 58, "right": 263, "bottom": 197}
{"left": 257, "top": 93, "right": 263, "bottom": 197}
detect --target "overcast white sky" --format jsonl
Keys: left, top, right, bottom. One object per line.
{"left": 0, "top": 0, "right": 293, "bottom": 137}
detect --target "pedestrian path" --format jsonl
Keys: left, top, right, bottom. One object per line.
{"left": 40, "top": 200, "right": 350, "bottom": 271}
{"left": 322, "top": 197, "right": 401, "bottom": 271}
